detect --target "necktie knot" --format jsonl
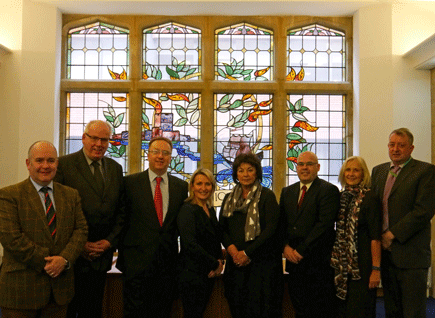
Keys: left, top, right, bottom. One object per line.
{"left": 40, "top": 186, "right": 50, "bottom": 194}
{"left": 156, "top": 176, "right": 162, "bottom": 185}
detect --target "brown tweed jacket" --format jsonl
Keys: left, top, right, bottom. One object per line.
{"left": 0, "top": 178, "right": 88, "bottom": 310}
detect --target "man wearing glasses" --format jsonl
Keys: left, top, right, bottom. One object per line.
{"left": 117, "top": 136, "right": 188, "bottom": 318}
{"left": 55, "top": 120, "right": 125, "bottom": 318}
{"left": 280, "top": 151, "right": 340, "bottom": 318}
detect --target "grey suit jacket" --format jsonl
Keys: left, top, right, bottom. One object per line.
{"left": 117, "top": 169, "right": 188, "bottom": 279}
{"left": 371, "top": 158, "right": 435, "bottom": 268}
{"left": 0, "top": 179, "right": 88, "bottom": 309}
{"left": 55, "top": 149, "right": 125, "bottom": 272}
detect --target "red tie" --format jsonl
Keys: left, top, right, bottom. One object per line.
{"left": 154, "top": 177, "right": 163, "bottom": 226}
{"left": 298, "top": 185, "right": 307, "bottom": 209}
{"left": 41, "top": 187, "right": 56, "bottom": 238}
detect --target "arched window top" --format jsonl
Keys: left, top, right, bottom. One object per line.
{"left": 288, "top": 24, "right": 344, "bottom": 37}
{"left": 69, "top": 21, "right": 129, "bottom": 35}
{"left": 143, "top": 22, "right": 201, "bottom": 80}
{"left": 215, "top": 23, "right": 273, "bottom": 81}
{"left": 287, "top": 24, "right": 345, "bottom": 82}
{"left": 67, "top": 21, "right": 129, "bottom": 80}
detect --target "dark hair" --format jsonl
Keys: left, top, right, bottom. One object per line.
{"left": 232, "top": 152, "right": 262, "bottom": 183}
{"left": 390, "top": 128, "right": 414, "bottom": 145}
{"left": 149, "top": 136, "right": 173, "bottom": 150}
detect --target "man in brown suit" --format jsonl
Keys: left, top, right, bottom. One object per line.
{"left": 0, "top": 141, "right": 88, "bottom": 318}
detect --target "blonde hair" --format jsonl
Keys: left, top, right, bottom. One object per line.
{"left": 185, "top": 167, "right": 216, "bottom": 208}
{"left": 338, "top": 156, "right": 371, "bottom": 188}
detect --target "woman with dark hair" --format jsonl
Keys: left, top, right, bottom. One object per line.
{"left": 177, "top": 167, "right": 224, "bottom": 318}
{"left": 220, "top": 153, "right": 283, "bottom": 318}
{"left": 331, "top": 156, "right": 382, "bottom": 318}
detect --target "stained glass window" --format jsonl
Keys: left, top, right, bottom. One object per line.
{"left": 67, "top": 22, "right": 129, "bottom": 80}
{"left": 286, "top": 94, "right": 345, "bottom": 187}
{"left": 65, "top": 92, "right": 129, "bottom": 172}
{"left": 215, "top": 23, "right": 273, "bottom": 81}
{"left": 141, "top": 93, "right": 201, "bottom": 180}
{"left": 143, "top": 22, "right": 201, "bottom": 80}
{"left": 287, "top": 24, "right": 345, "bottom": 82}
{"left": 214, "top": 93, "right": 273, "bottom": 204}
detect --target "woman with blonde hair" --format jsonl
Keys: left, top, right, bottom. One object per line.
{"left": 177, "top": 167, "right": 224, "bottom": 318}
{"left": 331, "top": 156, "right": 382, "bottom": 317}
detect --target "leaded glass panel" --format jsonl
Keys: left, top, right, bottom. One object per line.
{"left": 67, "top": 22, "right": 129, "bottom": 80}
{"left": 141, "top": 93, "right": 200, "bottom": 180}
{"left": 214, "top": 93, "right": 273, "bottom": 206}
{"left": 143, "top": 23, "right": 201, "bottom": 80}
{"left": 287, "top": 24, "right": 345, "bottom": 82}
{"left": 65, "top": 92, "right": 129, "bottom": 173}
{"left": 286, "top": 94, "right": 345, "bottom": 187}
{"left": 215, "top": 23, "right": 273, "bottom": 81}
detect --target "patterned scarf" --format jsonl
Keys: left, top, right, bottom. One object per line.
{"left": 221, "top": 180, "right": 263, "bottom": 242}
{"left": 330, "top": 185, "right": 368, "bottom": 300}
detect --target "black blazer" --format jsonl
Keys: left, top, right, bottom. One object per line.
{"left": 55, "top": 149, "right": 125, "bottom": 272}
{"left": 177, "top": 203, "right": 223, "bottom": 276}
{"left": 371, "top": 158, "right": 435, "bottom": 268}
{"left": 280, "top": 177, "right": 340, "bottom": 266}
{"left": 116, "top": 169, "right": 188, "bottom": 279}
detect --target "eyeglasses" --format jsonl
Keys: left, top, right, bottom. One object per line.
{"left": 297, "top": 162, "right": 317, "bottom": 167}
{"left": 85, "top": 133, "right": 109, "bottom": 144}
{"left": 149, "top": 149, "right": 172, "bottom": 157}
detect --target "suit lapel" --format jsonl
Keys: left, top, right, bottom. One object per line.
{"left": 287, "top": 182, "right": 302, "bottom": 224}
{"left": 140, "top": 170, "right": 161, "bottom": 227}
{"left": 377, "top": 163, "right": 390, "bottom": 196}
{"left": 25, "top": 179, "right": 53, "bottom": 240}
{"left": 390, "top": 159, "right": 415, "bottom": 196}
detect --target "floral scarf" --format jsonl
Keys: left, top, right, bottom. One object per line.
{"left": 330, "top": 185, "right": 368, "bottom": 300}
{"left": 221, "top": 180, "right": 262, "bottom": 242}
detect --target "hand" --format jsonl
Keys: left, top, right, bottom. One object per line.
{"left": 208, "top": 260, "right": 224, "bottom": 278}
{"left": 44, "top": 256, "right": 67, "bottom": 278}
{"left": 234, "top": 251, "right": 250, "bottom": 267}
{"left": 284, "top": 245, "right": 303, "bottom": 264}
{"left": 369, "top": 270, "right": 381, "bottom": 289}
{"left": 82, "top": 240, "right": 111, "bottom": 260}
{"left": 381, "top": 231, "right": 394, "bottom": 250}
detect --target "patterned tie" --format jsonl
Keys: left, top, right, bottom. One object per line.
{"left": 382, "top": 165, "right": 401, "bottom": 232}
{"left": 41, "top": 187, "right": 56, "bottom": 238}
{"left": 298, "top": 185, "right": 307, "bottom": 209}
{"left": 154, "top": 177, "right": 163, "bottom": 226}
{"left": 91, "top": 161, "right": 104, "bottom": 195}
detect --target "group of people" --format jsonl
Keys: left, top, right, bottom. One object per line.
{"left": 0, "top": 122, "right": 434, "bottom": 318}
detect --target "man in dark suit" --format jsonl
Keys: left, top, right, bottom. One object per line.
{"left": 371, "top": 128, "right": 435, "bottom": 318}
{"left": 55, "top": 120, "right": 125, "bottom": 318}
{"left": 117, "top": 136, "right": 188, "bottom": 318}
{"left": 280, "top": 151, "right": 340, "bottom": 318}
{"left": 0, "top": 141, "right": 88, "bottom": 318}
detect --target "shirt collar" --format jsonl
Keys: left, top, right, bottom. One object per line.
{"left": 30, "top": 177, "right": 54, "bottom": 192}
{"left": 390, "top": 156, "right": 412, "bottom": 169}
{"left": 300, "top": 181, "right": 313, "bottom": 191}
{"left": 82, "top": 148, "right": 103, "bottom": 167}
{"left": 149, "top": 169, "right": 168, "bottom": 184}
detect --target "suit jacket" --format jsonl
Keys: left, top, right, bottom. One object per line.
{"left": 177, "top": 203, "right": 223, "bottom": 276}
{"left": 280, "top": 177, "right": 340, "bottom": 267}
{"left": 371, "top": 158, "right": 435, "bottom": 268}
{"left": 55, "top": 149, "right": 125, "bottom": 272}
{"left": 0, "top": 178, "right": 88, "bottom": 309}
{"left": 116, "top": 169, "right": 188, "bottom": 279}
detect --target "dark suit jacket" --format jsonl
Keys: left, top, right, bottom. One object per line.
{"left": 280, "top": 177, "right": 340, "bottom": 267}
{"left": 371, "top": 158, "right": 435, "bottom": 268}
{"left": 55, "top": 149, "right": 125, "bottom": 272}
{"left": 177, "top": 203, "right": 223, "bottom": 276}
{"left": 116, "top": 169, "right": 188, "bottom": 279}
{"left": 0, "top": 178, "right": 88, "bottom": 309}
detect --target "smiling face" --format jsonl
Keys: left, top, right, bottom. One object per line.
{"left": 192, "top": 173, "right": 213, "bottom": 204}
{"left": 148, "top": 139, "right": 172, "bottom": 175}
{"left": 26, "top": 142, "right": 58, "bottom": 186}
{"left": 344, "top": 159, "right": 363, "bottom": 186}
{"left": 388, "top": 133, "right": 414, "bottom": 166}
{"left": 82, "top": 121, "right": 111, "bottom": 161}
{"left": 237, "top": 162, "right": 257, "bottom": 189}
{"left": 296, "top": 151, "right": 320, "bottom": 184}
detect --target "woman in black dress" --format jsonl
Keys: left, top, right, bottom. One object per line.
{"left": 177, "top": 168, "right": 224, "bottom": 318}
{"left": 220, "top": 153, "right": 283, "bottom": 318}
{"left": 331, "top": 156, "right": 382, "bottom": 318}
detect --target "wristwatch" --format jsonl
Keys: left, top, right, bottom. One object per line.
{"left": 372, "top": 265, "right": 381, "bottom": 271}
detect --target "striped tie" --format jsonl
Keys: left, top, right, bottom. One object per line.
{"left": 41, "top": 187, "right": 56, "bottom": 238}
